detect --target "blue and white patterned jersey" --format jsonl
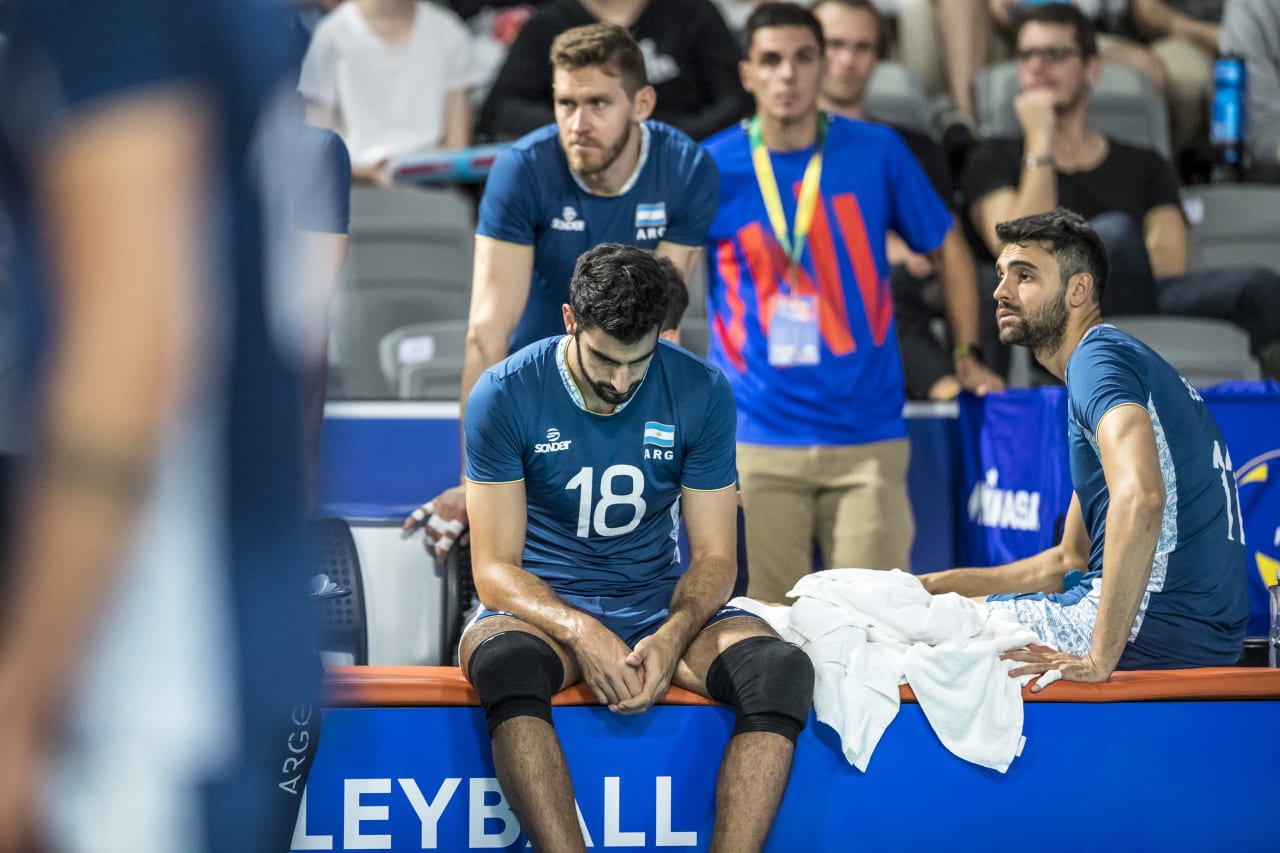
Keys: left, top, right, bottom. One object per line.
{"left": 1065, "top": 324, "right": 1248, "bottom": 668}
{"left": 465, "top": 336, "right": 737, "bottom": 596}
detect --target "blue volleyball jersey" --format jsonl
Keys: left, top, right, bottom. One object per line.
{"left": 476, "top": 121, "right": 719, "bottom": 353}
{"left": 465, "top": 336, "right": 737, "bottom": 596}
{"left": 1066, "top": 325, "right": 1249, "bottom": 667}
{"left": 702, "top": 116, "right": 951, "bottom": 446}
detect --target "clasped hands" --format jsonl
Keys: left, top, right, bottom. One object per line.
{"left": 573, "top": 622, "right": 683, "bottom": 716}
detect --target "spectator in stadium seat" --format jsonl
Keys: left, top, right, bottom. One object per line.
{"left": 922, "top": 209, "right": 1248, "bottom": 680}
{"left": 703, "top": 3, "right": 954, "bottom": 601}
{"left": 402, "top": 24, "right": 719, "bottom": 559}
{"left": 460, "top": 243, "right": 813, "bottom": 853}
{"left": 1220, "top": 0, "right": 1280, "bottom": 175}
{"left": 0, "top": 0, "right": 319, "bottom": 849}
{"left": 813, "top": 0, "right": 1006, "bottom": 400}
{"left": 963, "top": 2, "right": 1280, "bottom": 377}
{"left": 478, "top": 0, "right": 752, "bottom": 141}
{"left": 299, "top": 0, "right": 481, "bottom": 186}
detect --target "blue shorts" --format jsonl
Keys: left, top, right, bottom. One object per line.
{"left": 467, "top": 585, "right": 762, "bottom": 648}
{"left": 986, "top": 570, "right": 1102, "bottom": 656}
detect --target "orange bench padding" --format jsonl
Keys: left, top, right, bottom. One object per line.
{"left": 325, "top": 665, "right": 1280, "bottom": 708}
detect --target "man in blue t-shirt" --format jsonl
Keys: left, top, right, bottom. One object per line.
{"left": 460, "top": 244, "right": 813, "bottom": 852}
{"left": 703, "top": 3, "right": 952, "bottom": 602}
{"left": 923, "top": 209, "right": 1248, "bottom": 681}
{"left": 403, "top": 23, "right": 719, "bottom": 558}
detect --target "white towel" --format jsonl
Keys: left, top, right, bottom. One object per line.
{"left": 731, "top": 569, "right": 1053, "bottom": 773}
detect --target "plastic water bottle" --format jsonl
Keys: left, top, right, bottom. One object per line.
{"left": 1209, "top": 56, "right": 1247, "bottom": 183}
{"left": 1269, "top": 584, "right": 1280, "bottom": 668}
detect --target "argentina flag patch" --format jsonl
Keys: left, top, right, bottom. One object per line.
{"left": 643, "top": 421, "right": 675, "bottom": 448}
{"left": 634, "top": 202, "right": 667, "bottom": 228}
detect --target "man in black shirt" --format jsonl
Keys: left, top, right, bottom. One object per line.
{"left": 962, "top": 3, "right": 1280, "bottom": 376}
{"left": 478, "top": 0, "right": 752, "bottom": 141}
{"left": 813, "top": 0, "right": 1005, "bottom": 398}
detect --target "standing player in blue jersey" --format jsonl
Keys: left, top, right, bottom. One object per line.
{"left": 402, "top": 23, "right": 719, "bottom": 558}
{"left": 703, "top": 3, "right": 954, "bottom": 602}
{"left": 0, "top": 1, "right": 321, "bottom": 849}
{"left": 460, "top": 245, "right": 814, "bottom": 853}
{"left": 923, "top": 210, "right": 1248, "bottom": 681}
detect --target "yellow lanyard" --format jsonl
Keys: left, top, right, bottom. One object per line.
{"left": 748, "top": 112, "right": 827, "bottom": 281}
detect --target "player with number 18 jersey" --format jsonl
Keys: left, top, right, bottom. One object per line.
{"left": 465, "top": 336, "right": 737, "bottom": 600}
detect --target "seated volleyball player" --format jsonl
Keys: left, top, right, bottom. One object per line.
{"left": 460, "top": 244, "right": 813, "bottom": 853}
{"left": 923, "top": 210, "right": 1248, "bottom": 684}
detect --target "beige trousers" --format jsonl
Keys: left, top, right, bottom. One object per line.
{"left": 1151, "top": 35, "right": 1214, "bottom": 157}
{"left": 737, "top": 439, "right": 915, "bottom": 603}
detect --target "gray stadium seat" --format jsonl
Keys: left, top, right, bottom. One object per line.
{"left": 684, "top": 254, "right": 708, "bottom": 321}
{"left": 332, "top": 186, "right": 475, "bottom": 398}
{"left": 865, "top": 61, "right": 934, "bottom": 136}
{"left": 679, "top": 318, "right": 711, "bottom": 359}
{"left": 1180, "top": 184, "right": 1280, "bottom": 274}
{"left": 378, "top": 320, "right": 468, "bottom": 400}
{"left": 1106, "top": 316, "right": 1261, "bottom": 386}
{"left": 974, "top": 62, "right": 1171, "bottom": 160}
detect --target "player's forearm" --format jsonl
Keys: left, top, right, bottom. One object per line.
{"left": 660, "top": 554, "right": 735, "bottom": 649}
{"left": 1088, "top": 490, "right": 1163, "bottom": 674}
{"left": 458, "top": 328, "right": 509, "bottom": 479}
{"left": 921, "top": 547, "right": 1075, "bottom": 597}
{"left": 473, "top": 562, "right": 595, "bottom": 649}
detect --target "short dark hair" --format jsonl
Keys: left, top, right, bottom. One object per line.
{"left": 995, "top": 208, "right": 1109, "bottom": 305}
{"left": 569, "top": 244, "right": 669, "bottom": 344}
{"left": 809, "top": 0, "right": 889, "bottom": 59}
{"left": 550, "top": 23, "right": 649, "bottom": 96}
{"left": 744, "top": 2, "right": 826, "bottom": 57}
{"left": 656, "top": 257, "right": 689, "bottom": 333}
{"left": 1013, "top": 2, "right": 1098, "bottom": 59}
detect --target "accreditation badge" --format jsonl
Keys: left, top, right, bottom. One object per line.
{"left": 767, "top": 294, "right": 820, "bottom": 367}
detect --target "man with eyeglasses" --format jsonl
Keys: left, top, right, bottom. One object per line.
{"left": 812, "top": 0, "right": 1005, "bottom": 401}
{"left": 961, "top": 2, "right": 1280, "bottom": 377}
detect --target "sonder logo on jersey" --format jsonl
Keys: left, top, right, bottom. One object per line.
{"left": 535, "top": 427, "right": 572, "bottom": 453}
{"left": 635, "top": 202, "right": 667, "bottom": 240}
{"left": 643, "top": 421, "right": 675, "bottom": 460}
{"left": 552, "top": 206, "right": 586, "bottom": 232}
{"left": 968, "top": 468, "right": 1041, "bottom": 531}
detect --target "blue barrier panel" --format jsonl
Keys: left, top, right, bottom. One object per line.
{"left": 293, "top": 700, "right": 1279, "bottom": 851}
{"left": 318, "top": 402, "right": 962, "bottom": 571}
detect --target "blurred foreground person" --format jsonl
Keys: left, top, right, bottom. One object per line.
{"left": 0, "top": 0, "right": 321, "bottom": 850}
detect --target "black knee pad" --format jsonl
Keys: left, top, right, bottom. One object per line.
{"left": 467, "top": 631, "right": 565, "bottom": 736}
{"left": 705, "top": 636, "right": 814, "bottom": 744}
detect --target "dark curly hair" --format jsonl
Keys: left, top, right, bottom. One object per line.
{"left": 569, "top": 244, "right": 669, "bottom": 344}
{"left": 1013, "top": 2, "right": 1098, "bottom": 59}
{"left": 995, "top": 208, "right": 1109, "bottom": 305}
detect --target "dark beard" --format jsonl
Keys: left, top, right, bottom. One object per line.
{"left": 574, "top": 120, "right": 632, "bottom": 179}
{"left": 998, "top": 286, "right": 1069, "bottom": 358}
{"left": 575, "top": 335, "right": 641, "bottom": 406}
